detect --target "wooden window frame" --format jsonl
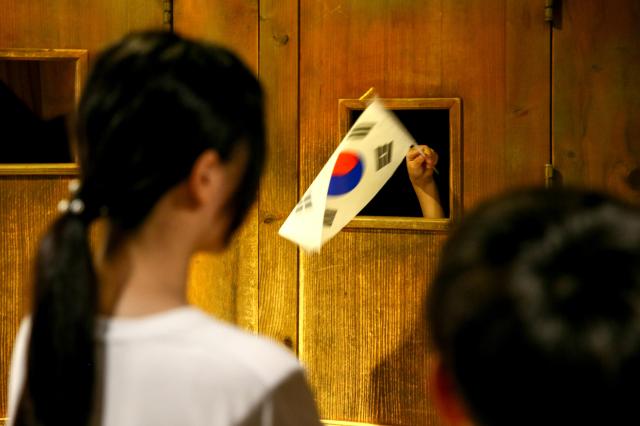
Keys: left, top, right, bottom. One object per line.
{"left": 0, "top": 48, "right": 87, "bottom": 176}
{"left": 338, "top": 97, "right": 462, "bottom": 232}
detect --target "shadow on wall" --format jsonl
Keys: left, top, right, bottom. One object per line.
{"left": 368, "top": 323, "right": 444, "bottom": 426}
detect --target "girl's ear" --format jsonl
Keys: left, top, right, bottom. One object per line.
{"left": 187, "top": 149, "right": 223, "bottom": 206}
{"left": 431, "top": 357, "right": 473, "bottom": 426}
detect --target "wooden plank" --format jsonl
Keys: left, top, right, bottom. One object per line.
{"left": 173, "top": 0, "right": 261, "bottom": 331}
{"left": 441, "top": 1, "right": 551, "bottom": 209}
{"left": 0, "top": 1, "right": 163, "bottom": 61}
{"left": 38, "top": 60, "right": 76, "bottom": 120}
{"left": 257, "top": 0, "right": 300, "bottom": 350}
{"left": 0, "top": 177, "right": 70, "bottom": 418}
{"left": 323, "top": 420, "right": 392, "bottom": 426}
{"left": 173, "top": 0, "right": 259, "bottom": 70}
{"left": 186, "top": 208, "right": 260, "bottom": 330}
{"left": 0, "top": 164, "right": 79, "bottom": 175}
{"left": 299, "top": 0, "right": 549, "bottom": 423}
{"left": 552, "top": 0, "right": 640, "bottom": 204}
{"left": 0, "top": 60, "right": 41, "bottom": 116}
{"left": 0, "top": 49, "right": 88, "bottom": 59}
{"left": 299, "top": 2, "right": 447, "bottom": 423}
{"left": 300, "top": 231, "right": 446, "bottom": 425}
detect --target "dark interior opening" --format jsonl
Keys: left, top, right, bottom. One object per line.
{"left": 0, "top": 59, "right": 74, "bottom": 163}
{"left": 349, "top": 108, "right": 450, "bottom": 218}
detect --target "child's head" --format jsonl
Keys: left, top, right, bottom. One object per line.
{"left": 429, "top": 188, "right": 640, "bottom": 426}
{"left": 76, "top": 30, "right": 264, "bottom": 240}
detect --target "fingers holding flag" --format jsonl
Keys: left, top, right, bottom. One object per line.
{"left": 406, "top": 144, "right": 439, "bottom": 187}
{"left": 406, "top": 144, "right": 445, "bottom": 219}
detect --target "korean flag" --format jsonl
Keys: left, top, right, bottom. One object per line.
{"left": 279, "top": 99, "right": 415, "bottom": 251}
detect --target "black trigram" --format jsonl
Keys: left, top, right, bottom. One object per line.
{"left": 376, "top": 141, "right": 393, "bottom": 170}
{"left": 295, "top": 194, "right": 313, "bottom": 213}
{"left": 323, "top": 209, "right": 338, "bottom": 227}
{"left": 348, "top": 122, "right": 375, "bottom": 140}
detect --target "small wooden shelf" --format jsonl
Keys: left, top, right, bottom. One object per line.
{"left": 0, "top": 163, "right": 79, "bottom": 176}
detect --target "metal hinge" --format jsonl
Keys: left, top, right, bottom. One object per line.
{"left": 545, "top": 164, "right": 554, "bottom": 188}
{"left": 163, "top": 0, "right": 173, "bottom": 30}
{"left": 544, "top": 0, "right": 554, "bottom": 23}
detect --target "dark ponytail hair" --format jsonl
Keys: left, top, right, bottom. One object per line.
{"left": 16, "top": 214, "right": 98, "bottom": 426}
{"left": 15, "top": 31, "right": 265, "bottom": 425}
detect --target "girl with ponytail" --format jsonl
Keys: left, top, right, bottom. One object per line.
{"left": 7, "top": 31, "right": 320, "bottom": 426}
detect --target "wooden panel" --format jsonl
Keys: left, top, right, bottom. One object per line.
{"left": 299, "top": 0, "right": 549, "bottom": 423}
{"left": 0, "top": 1, "right": 163, "bottom": 61}
{"left": 256, "top": 0, "right": 299, "bottom": 350}
{"left": 553, "top": 0, "right": 640, "bottom": 204}
{"left": 0, "top": 58, "right": 78, "bottom": 120}
{"left": 0, "top": 177, "right": 70, "bottom": 417}
{"left": 0, "top": 49, "right": 89, "bottom": 116}
{"left": 38, "top": 60, "right": 76, "bottom": 120}
{"left": 300, "top": 232, "right": 447, "bottom": 425}
{"left": 442, "top": 1, "right": 551, "bottom": 208}
{"left": 173, "top": 1, "right": 261, "bottom": 331}
{"left": 173, "top": 0, "right": 258, "bottom": 70}
{"left": 0, "top": 60, "right": 41, "bottom": 115}
{"left": 186, "top": 206, "right": 260, "bottom": 328}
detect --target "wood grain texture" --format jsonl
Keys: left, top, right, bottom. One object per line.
{"left": 299, "top": 1, "right": 549, "bottom": 423}
{"left": 0, "top": 49, "right": 86, "bottom": 122}
{"left": 0, "top": 60, "right": 42, "bottom": 115}
{"left": 0, "top": 164, "right": 79, "bottom": 176}
{"left": 37, "top": 60, "right": 76, "bottom": 120}
{"left": 186, "top": 207, "right": 260, "bottom": 329}
{"left": 0, "top": 1, "right": 163, "bottom": 61}
{"left": 173, "top": 0, "right": 261, "bottom": 331}
{"left": 0, "top": 177, "right": 70, "bottom": 417}
{"left": 173, "top": 0, "right": 259, "bottom": 70}
{"left": 257, "top": 0, "right": 300, "bottom": 351}
{"left": 552, "top": 0, "right": 640, "bottom": 204}
{"left": 300, "top": 231, "right": 447, "bottom": 425}
{"left": 323, "top": 421, "right": 392, "bottom": 426}
{"left": 441, "top": 1, "right": 551, "bottom": 209}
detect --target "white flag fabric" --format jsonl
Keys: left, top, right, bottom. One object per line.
{"left": 278, "top": 100, "right": 416, "bottom": 251}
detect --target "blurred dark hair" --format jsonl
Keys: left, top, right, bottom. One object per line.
{"left": 429, "top": 187, "right": 640, "bottom": 426}
{"left": 16, "top": 31, "right": 265, "bottom": 426}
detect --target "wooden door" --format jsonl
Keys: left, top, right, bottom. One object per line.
{"left": 552, "top": 0, "right": 640, "bottom": 204}
{"left": 297, "top": 1, "right": 550, "bottom": 424}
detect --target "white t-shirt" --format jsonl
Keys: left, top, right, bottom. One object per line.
{"left": 7, "top": 307, "right": 320, "bottom": 426}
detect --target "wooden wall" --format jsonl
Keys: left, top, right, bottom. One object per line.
{"left": 1, "top": 1, "right": 639, "bottom": 425}
{"left": 553, "top": 0, "right": 640, "bottom": 203}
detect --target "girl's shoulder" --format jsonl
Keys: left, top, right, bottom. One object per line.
{"left": 101, "top": 306, "right": 302, "bottom": 390}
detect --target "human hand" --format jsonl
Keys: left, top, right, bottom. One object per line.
{"left": 406, "top": 145, "right": 439, "bottom": 190}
